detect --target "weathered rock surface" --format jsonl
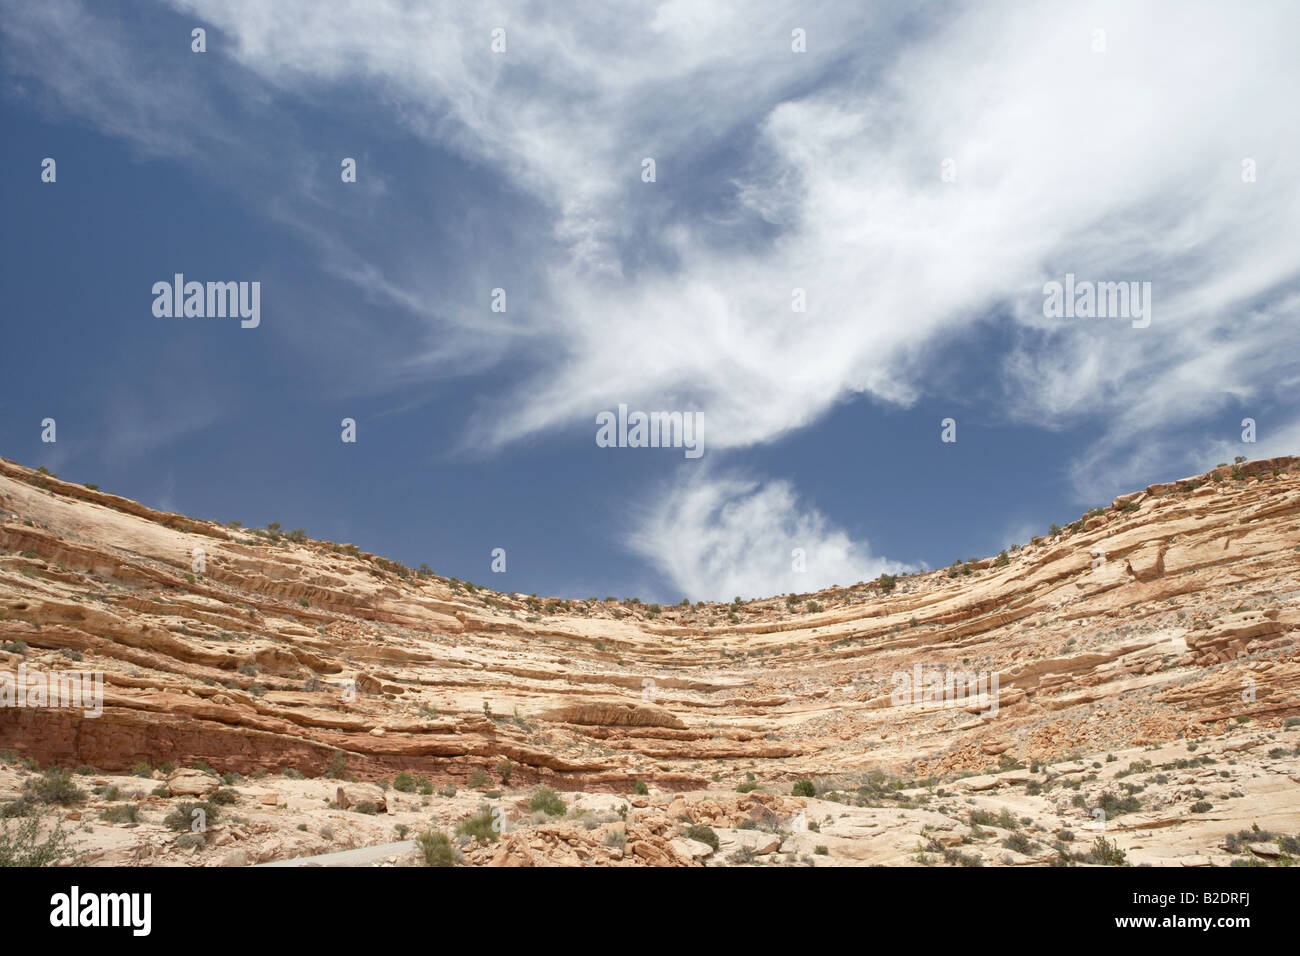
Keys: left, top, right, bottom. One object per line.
{"left": 2, "top": 454, "right": 1298, "bottom": 866}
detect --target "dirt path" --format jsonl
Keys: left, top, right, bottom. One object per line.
{"left": 256, "top": 840, "right": 419, "bottom": 867}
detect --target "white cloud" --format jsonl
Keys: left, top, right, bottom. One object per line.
{"left": 6, "top": 0, "right": 1300, "bottom": 591}
{"left": 147, "top": 0, "right": 1300, "bottom": 471}
{"left": 627, "top": 470, "right": 910, "bottom": 602}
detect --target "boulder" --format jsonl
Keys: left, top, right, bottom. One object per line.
{"left": 167, "top": 768, "right": 219, "bottom": 797}
{"left": 335, "top": 782, "right": 387, "bottom": 812}
{"left": 670, "top": 837, "right": 714, "bottom": 859}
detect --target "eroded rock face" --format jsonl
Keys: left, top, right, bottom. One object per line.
{"left": 1, "top": 454, "right": 1299, "bottom": 866}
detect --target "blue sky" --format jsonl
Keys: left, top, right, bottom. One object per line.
{"left": 2, "top": 1, "right": 1298, "bottom": 603}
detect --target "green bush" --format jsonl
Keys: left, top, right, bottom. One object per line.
{"left": 685, "top": 824, "right": 719, "bottom": 851}
{"left": 22, "top": 769, "right": 85, "bottom": 806}
{"left": 417, "top": 830, "right": 457, "bottom": 866}
{"left": 1096, "top": 792, "right": 1142, "bottom": 817}
{"left": 1002, "top": 832, "right": 1035, "bottom": 854}
{"left": 164, "top": 801, "right": 218, "bottom": 832}
{"left": 393, "top": 772, "right": 416, "bottom": 793}
{"left": 1086, "top": 836, "right": 1126, "bottom": 866}
{"left": 0, "top": 808, "right": 78, "bottom": 867}
{"left": 467, "top": 768, "right": 490, "bottom": 789}
{"left": 792, "top": 780, "right": 815, "bottom": 797}
{"left": 632, "top": 780, "right": 649, "bottom": 795}
{"left": 529, "top": 787, "right": 566, "bottom": 817}
{"left": 325, "top": 751, "right": 348, "bottom": 779}
{"left": 100, "top": 804, "right": 139, "bottom": 824}
{"left": 455, "top": 806, "right": 499, "bottom": 843}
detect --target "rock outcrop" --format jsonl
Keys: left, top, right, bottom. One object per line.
{"left": 2, "top": 454, "right": 1298, "bottom": 866}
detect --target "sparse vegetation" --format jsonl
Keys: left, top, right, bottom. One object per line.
{"left": 417, "top": 829, "right": 458, "bottom": 866}
{"left": 529, "top": 787, "right": 566, "bottom": 817}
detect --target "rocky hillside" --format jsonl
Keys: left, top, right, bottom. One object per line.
{"left": 2, "top": 453, "right": 1298, "bottom": 866}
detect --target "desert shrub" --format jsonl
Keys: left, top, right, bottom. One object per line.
{"left": 454, "top": 806, "right": 499, "bottom": 843}
{"left": 417, "top": 829, "right": 457, "bottom": 866}
{"left": 1191, "top": 800, "right": 1212, "bottom": 813}
{"left": 100, "top": 804, "right": 139, "bottom": 824}
{"left": 208, "top": 789, "right": 238, "bottom": 806}
{"left": 632, "top": 780, "right": 649, "bottom": 795}
{"left": 325, "top": 751, "right": 347, "bottom": 779}
{"left": 529, "top": 787, "right": 566, "bottom": 817}
{"left": 0, "top": 808, "right": 78, "bottom": 866}
{"left": 1086, "top": 836, "right": 1126, "bottom": 866}
{"left": 496, "top": 758, "right": 512, "bottom": 785}
{"left": 23, "top": 769, "right": 85, "bottom": 806}
{"left": 1002, "top": 832, "right": 1035, "bottom": 854}
{"left": 728, "top": 846, "right": 756, "bottom": 865}
{"left": 791, "top": 780, "right": 815, "bottom": 797}
{"left": 468, "top": 768, "right": 490, "bottom": 789}
{"left": 1096, "top": 792, "right": 1142, "bottom": 817}
{"left": 351, "top": 801, "right": 380, "bottom": 815}
{"left": 393, "top": 772, "right": 416, "bottom": 793}
{"left": 603, "top": 828, "right": 628, "bottom": 848}
{"left": 175, "top": 832, "right": 205, "bottom": 849}
{"left": 164, "top": 801, "right": 217, "bottom": 832}
{"left": 685, "top": 825, "right": 719, "bottom": 851}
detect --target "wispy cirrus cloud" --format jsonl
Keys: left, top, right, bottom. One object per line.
{"left": 6, "top": 0, "right": 1298, "bottom": 594}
